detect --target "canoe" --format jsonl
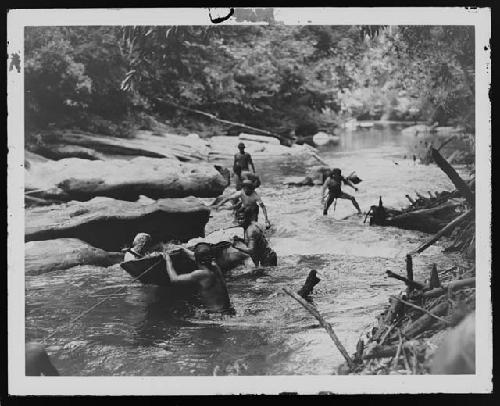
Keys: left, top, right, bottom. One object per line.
{"left": 120, "top": 250, "right": 197, "bottom": 286}
{"left": 120, "top": 242, "right": 237, "bottom": 286}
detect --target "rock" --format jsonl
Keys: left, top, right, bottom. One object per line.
{"left": 25, "top": 238, "right": 122, "bottom": 275}
{"left": 25, "top": 156, "right": 228, "bottom": 201}
{"left": 31, "top": 130, "right": 211, "bottom": 162}
{"left": 31, "top": 144, "right": 104, "bottom": 161}
{"left": 283, "top": 176, "right": 315, "bottom": 187}
{"left": 25, "top": 196, "right": 211, "bottom": 251}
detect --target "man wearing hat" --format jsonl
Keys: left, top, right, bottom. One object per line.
{"left": 214, "top": 179, "right": 271, "bottom": 229}
{"left": 123, "top": 233, "right": 153, "bottom": 261}
{"left": 233, "top": 142, "right": 256, "bottom": 191}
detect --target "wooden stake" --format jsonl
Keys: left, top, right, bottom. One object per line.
{"left": 282, "top": 287, "right": 354, "bottom": 370}
{"left": 429, "top": 264, "right": 441, "bottom": 289}
{"left": 406, "top": 254, "right": 414, "bottom": 289}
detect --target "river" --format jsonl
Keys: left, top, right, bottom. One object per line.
{"left": 25, "top": 123, "right": 472, "bottom": 375}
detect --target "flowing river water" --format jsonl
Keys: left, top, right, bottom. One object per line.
{"left": 25, "top": 123, "right": 472, "bottom": 376}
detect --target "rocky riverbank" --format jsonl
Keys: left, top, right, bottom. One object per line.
{"left": 24, "top": 129, "right": 323, "bottom": 273}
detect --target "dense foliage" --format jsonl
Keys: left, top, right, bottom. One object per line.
{"left": 24, "top": 25, "right": 475, "bottom": 138}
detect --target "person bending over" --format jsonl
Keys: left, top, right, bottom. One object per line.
{"left": 164, "top": 244, "right": 233, "bottom": 314}
{"left": 215, "top": 180, "right": 271, "bottom": 228}
{"left": 232, "top": 207, "right": 277, "bottom": 267}
{"left": 322, "top": 168, "right": 362, "bottom": 215}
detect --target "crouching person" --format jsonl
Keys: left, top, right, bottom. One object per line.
{"left": 232, "top": 207, "right": 277, "bottom": 267}
{"left": 164, "top": 244, "right": 234, "bottom": 315}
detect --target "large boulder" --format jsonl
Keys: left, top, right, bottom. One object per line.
{"left": 25, "top": 156, "right": 228, "bottom": 202}
{"left": 29, "top": 130, "right": 211, "bottom": 162}
{"left": 25, "top": 238, "right": 122, "bottom": 275}
{"left": 25, "top": 196, "right": 211, "bottom": 252}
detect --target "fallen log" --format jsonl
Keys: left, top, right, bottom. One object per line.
{"left": 430, "top": 147, "right": 474, "bottom": 206}
{"left": 385, "top": 212, "right": 447, "bottom": 234}
{"left": 402, "top": 302, "right": 449, "bottom": 339}
{"left": 386, "top": 270, "right": 426, "bottom": 291}
{"left": 282, "top": 287, "right": 354, "bottom": 370}
{"left": 420, "top": 277, "right": 475, "bottom": 299}
{"left": 156, "top": 97, "right": 291, "bottom": 145}
{"left": 409, "top": 210, "right": 474, "bottom": 255}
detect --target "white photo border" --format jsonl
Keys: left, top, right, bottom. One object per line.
{"left": 7, "top": 7, "right": 492, "bottom": 395}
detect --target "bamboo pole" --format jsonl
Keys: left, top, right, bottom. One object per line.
{"left": 282, "top": 287, "right": 354, "bottom": 370}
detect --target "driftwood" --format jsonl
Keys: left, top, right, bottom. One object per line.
{"left": 430, "top": 147, "right": 474, "bottom": 206}
{"left": 386, "top": 270, "right": 426, "bottom": 291}
{"left": 389, "top": 296, "right": 451, "bottom": 325}
{"left": 282, "top": 287, "right": 354, "bottom": 370}
{"left": 156, "top": 97, "right": 291, "bottom": 145}
{"left": 409, "top": 210, "right": 474, "bottom": 255}
{"left": 363, "top": 340, "right": 420, "bottom": 360}
{"left": 402, "top": 302, "right": 449, "bottom": 339}
{"left": 297, "top": 270, "right": 321, "bottom": 299}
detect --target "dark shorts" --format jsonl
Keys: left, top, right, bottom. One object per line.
{"left": 260, "top": 248, "right": 277, "bottom": 266}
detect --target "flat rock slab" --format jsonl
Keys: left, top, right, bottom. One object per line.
{"left": 25, "top": 156, "right": 228, "bottom": 202}
{"left": 25, "top": 238, "right": 122, "bottom": 275}
{"left": 25, "top": 196, "right": 211, "bottom": 252}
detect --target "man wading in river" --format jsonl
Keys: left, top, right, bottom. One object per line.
{"left": 164, "top": 244, "right": 234, "bottom": 314}
{"left": 322, "top": 168, "right": 362, "bottom": 216}
{"left": 233, "top": 142, "right": 256, "bottom": 191}
{"left": 231, "top": 206, "right": 277, "bottom": 267}
{"left": 215, "top": 180, "right": 271, "bottom": 229}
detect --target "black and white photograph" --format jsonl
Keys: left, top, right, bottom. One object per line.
{"left": 7, "top": 7, "right": 491, "bottom": 395}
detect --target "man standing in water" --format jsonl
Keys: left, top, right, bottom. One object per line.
{"left": 164, "top": 244, "right": 234, "bottom": 314}
{"left": 214, "top": 180, "right": 271, "bottom": 228}
{"left": 232, "top": 207, "right": 277, "bottom": 267}
{"left": 322, "top": 168, "right": 362, "bottom": 216}
{"left": 233, "top": 142, "right": 255, "bottom": 191}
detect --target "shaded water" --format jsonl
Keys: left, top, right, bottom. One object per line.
{"left": 26, "top": 124, "right": 471, "bottom": 375}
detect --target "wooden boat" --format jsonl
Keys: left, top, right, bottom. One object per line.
{"left": 120, "top": 241, "right": 235, "bottom": 286}
{"left": 120, "top": 249, "right": 197, "bottom": 286}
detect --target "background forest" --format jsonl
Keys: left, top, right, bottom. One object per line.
{"left": 24, "top": 25, "right": 475, "bottom": 141}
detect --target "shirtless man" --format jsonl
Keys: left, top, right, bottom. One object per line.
{"left": 214, "top": 180, "right": 271, "bottom": 228}
{"left": 322, "top": 168, "right": 362, "bottom": 215}
{"left": 26, "top": 342, "right": 59, "bottom": 376}
{"left": 231, "top": 207, "right": 277, "bottom": 267}
{"left": 164, "top": 244, "right": 233, "bottom": 314}
{"left": 123, "top": 233, "right": 152, "bottom": 261}
{"left": 233, "top": 142, "right": 255, "bottom": 191}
